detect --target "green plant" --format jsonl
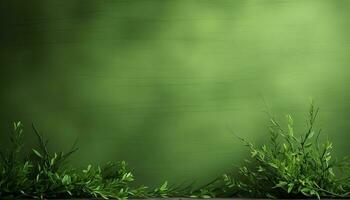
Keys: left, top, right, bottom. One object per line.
{"left": 215, "top": 103, "right": 350, "bottom": 199}
{"left": 0, "top": 122, "right": 172, "bottom": 199}
{"left": 1, "top": 103, "right": 349, "bottom": 199}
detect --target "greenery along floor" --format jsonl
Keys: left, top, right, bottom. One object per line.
{"left": 0, "top": 104, "right": 349, "bottom": 199}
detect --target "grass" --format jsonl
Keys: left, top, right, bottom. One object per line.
{"left": 0, "top": 103, "right": 349, "bottom": 199}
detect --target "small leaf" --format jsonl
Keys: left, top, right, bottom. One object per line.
{"left": 32, "top": 149, "right": 43, "bottom": 158}
{"left": 160, "top": 181, "right": 168, "bottom": 191}
{"left": 202, "top": 195, "right": 212, "bottom": 198}
{"left": 301, "top": 187, "right": 310, "bottom": 196}
{"left": 269, "top": 163, "right": 278, "bottom": 169}
{"left": 62, "top": 175, "right": 71, "bottom": 185}
{"left": 304, "top": 143, "right": 312, "bottom": 148}
{"left": 307, "top": 131, "right": 314, "bottom": 139}
{"left": 274, "top": 181, "right": 287, "bottom": 188}
{"left": 288, "top": 183, "right": 294, "bottom": 193}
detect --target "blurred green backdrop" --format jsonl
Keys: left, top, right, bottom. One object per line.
{"left": 1, "top": 0, "right": 350, "bottom": 186}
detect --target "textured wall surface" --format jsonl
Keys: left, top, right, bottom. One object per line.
{"left": 1, "top": 0, "right": 350, "bottom": 186}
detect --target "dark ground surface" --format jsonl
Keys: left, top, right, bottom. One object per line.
{"left": 20, "top": 198, "right": 343, "bottom": 200}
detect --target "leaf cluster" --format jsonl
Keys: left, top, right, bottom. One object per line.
{"left": 214, "top": 103, "right": 350, "bottom": 199}
{"left": 1, "top": 103, "right": 349, "bottom": 199}
{"left": 0, "top": 122, "right": 173, "bottom": 199}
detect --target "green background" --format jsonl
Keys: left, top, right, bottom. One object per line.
{"left": 1, "top": 0, "right": 349, "bottom": 186}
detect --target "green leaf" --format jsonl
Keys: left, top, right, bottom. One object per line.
{"left": 160, "top": 181, "right": 168, "bottom": 191}
{"left": 32, "top": 149, "right": 43, "bottom": 158}
{"left": 62, "top": 175, "right": 71, "bottom": 185}
{"left": 307, "top": 131, "right": 314, "bottom": 139}
{"left": 301, "top": 187, "right": 310, "bottom": 196}
{"left": 269, "top": 163, "right": 278, "bottom": 169}
{"left": 274, "top": 181, "right": 287, "bottom": 188}
{"left": 287, "top": 183, "right": 294, "bottom": 193}
{"left": 202, "top": 195, "right": 212, "bottom": 198}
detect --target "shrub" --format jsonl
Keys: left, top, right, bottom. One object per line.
{"left": 0, "top": 122, "right": 170, "bottom": 199}
{"left": 215, "top": 103, "right": 350, "bottom": 199}
{"left": 1, "top": 103, "right": 349, "bottom": 199}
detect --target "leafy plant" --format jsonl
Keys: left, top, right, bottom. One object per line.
{"left": 0, "top": 122, "right": 172, "bottom": 199}
{"left": 215, "top": 103, "right": 350, "bottom": 199}
{"left": 1, "top": 103, "right": 349, "bottom": 199}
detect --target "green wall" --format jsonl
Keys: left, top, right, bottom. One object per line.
{"left": 1, "top": 0, "right": 350, "bottom": 186}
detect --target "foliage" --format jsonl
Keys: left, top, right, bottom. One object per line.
{"left": 1, "top": 103, "right": 349, "bottom": 199}
{"left": 0, "top": 122, "right": 172, "bottom": 199}
{"left": 214, "top": 103, "right": 350, "bottom": 199}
